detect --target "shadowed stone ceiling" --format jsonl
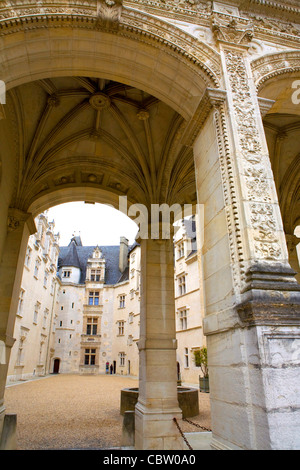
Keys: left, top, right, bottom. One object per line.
{"left": 7, "top": 76, "right": 197, "bottom": 213}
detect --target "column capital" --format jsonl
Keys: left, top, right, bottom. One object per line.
{"left": 181, "top": 87, "right": 227, "bottom": 147}
{"left": 211, "top": 12, "right": 254, "bottom": 49}
{"left": 7, "top": 208, "right": 36, "bottom": 235}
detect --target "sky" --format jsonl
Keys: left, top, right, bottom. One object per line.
{"left": 47, "top": 202, "right": 139, "bottom": 247}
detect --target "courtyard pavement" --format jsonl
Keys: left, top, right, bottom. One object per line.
{"left": 4, "top": 374, "right": 211, "bottom": 450}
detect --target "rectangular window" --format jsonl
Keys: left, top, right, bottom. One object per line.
{"left": 50, "top": 279, "right": 55, "bottom": 296}
{"left": 118, "top": 320, "right": 125, "bottom": 336}
{"left": 177, "top": 242, "right": 184, "bottom": 259}
{"left": 90, "top": 269, "right": 101, "bottom": 282}
{"left": 63, "top": 270, "right": 71, "bottom": 278}
{"left": 33, "top": 302, "right": 41, "bottom": 324}
{"left": 17, "top": 289, "right": 25, "bottom": 317}
{"left": 89, "top": 291, "right": 100, "bottom": 305}
{"left": 86, "top": 317, "right": 98, "bottom": 335}
{"left": 25, "top": 246, "right": 32, "bottom": 268}
{"left": 184, "top": 348, "right": 189, "bottom": 368}
{"left": 178, "top": 275, "right": 186, "bottom": 296}
{"left": 119, "top": 352, "right": 125, "bottom": 367}
{"left": 85, "top": 348, "right": 96, "bottom": 365}
{"left": 43, "top": 271, "right": 48, "bottom": 288}
{"left": 179, "top": 309, "right": 187, "bottom": 330}
{"left": 34, "top": 259, "right": 41, "bottom": 279}
{"left": 43, "top": 309, "right": 49, "bottom": 329}
{"left": 119, "top": 295, "right": 125, "bottom": 308}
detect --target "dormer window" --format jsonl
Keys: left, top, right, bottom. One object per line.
{"left": 90, "top": 269, "right": 101, "bottom": 282}
{"left": 63, "top": 270, "right": 71, "bottom": 278}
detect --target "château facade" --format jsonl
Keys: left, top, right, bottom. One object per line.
{"left": 7, "top": 212, "right": 205, "bottom": 384}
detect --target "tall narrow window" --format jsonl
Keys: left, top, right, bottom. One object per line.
{"left": 34, "top": 259, "right": 41, "bottom": 279}
{"left": 184, "top": 348, "right": 189, "bottom": 368}
{"left": 119, "top": 352, "right": 125, "bottom": 367}
{"left": 179, "top": 309, "right": 187, "bottom": 330}
{"left": 43, "top": 271, "right": 48, "bottom": 288}
{"left": 33, "top": 302, "right": 41, "bottom": 324}
{"left": 178, "top": 275, "right": 186, "bottom": 296}
{"left": 25, "top": 246, "right": 32, "bottom": 268}
{"left": 17, "top": 289, "right": 25, "bottom": 317}
{"left": 43, "top": 308, "right": 49, "bottom": 329}
{"left": 118, "top": 320, "right": 125, "bottom": 336}
{"left": 177, "top": 242, "right": 184, "bottom": 259}
{"left": 119, "top": 295, "right": 125, "bottom": 308}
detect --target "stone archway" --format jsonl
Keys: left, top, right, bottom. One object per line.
{"left": 0, "top": 5, "right": 220, "bottom": 448}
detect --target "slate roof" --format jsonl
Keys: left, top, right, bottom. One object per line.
{"left": 58, "top": 238, "right": 138, "bottom": 285}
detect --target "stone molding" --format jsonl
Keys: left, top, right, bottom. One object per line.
{"left": 180, "top": 87, "right": 227, "bottom": 147}
{"left": 211, "top": 13, "right": 254, "bottom": 46}
{"left": 0, "top": 1, "right": 221, "bottom": 88}
{"left": 251, "top": 51, "right": 300, "bottom": 91}
{"left": 7, "top": 208, "right": 36, "bottom": 235}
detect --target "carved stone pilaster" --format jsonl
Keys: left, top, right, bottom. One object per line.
{"left": 223, "top": 48, "right": 285, "bottom": 264}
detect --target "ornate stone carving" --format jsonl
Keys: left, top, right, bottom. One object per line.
{"left": 224, "top": 49, "right": 282, "bottom": 262}
{"left": 212, "top": 13, "right": 254, "bottom": 45}
{"left": 137, "top": 109, "right": 149, "bottom": 121}
{"left": 7, "top": 215, "right": 20, "bottom": 232}
{"left": 89, "top": 92, "right": 111, "bottom": 110}
{"left": 251, "top": 51, "right": 300, "bottom": 91}
{"left": 7, "top": 208, "right": 36, "bottom": 234}
{"left": 96, "top": 0, "right": 123, "bottom": 29}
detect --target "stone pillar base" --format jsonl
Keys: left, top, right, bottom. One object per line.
{"left": 135, "top": 402, "right": 184, "bottom": 450}
{"left": 0, "top": 413, "right": 17, "bottom": 450}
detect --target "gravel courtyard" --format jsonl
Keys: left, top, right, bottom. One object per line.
{"left": 4, "top": 374, "right": 211, "bottom": 450}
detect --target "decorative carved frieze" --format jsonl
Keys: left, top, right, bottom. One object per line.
{"left": 96, "top": 0, "right": 123, "bottom": 29}
{"left": 180, "top": 87, "right": 227, "bottom": 147}
{"left": 251, "top": 51, "right": 300, "bottom": 91}
{"left": 212, "top": 13, "right": 254, "bottom": 45}
{"left": 224, "top": 48, "right": 283, "bottom": 262}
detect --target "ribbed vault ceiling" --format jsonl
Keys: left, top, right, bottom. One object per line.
{"left": 8, "top": 76, "right": 197, "bottom": 213}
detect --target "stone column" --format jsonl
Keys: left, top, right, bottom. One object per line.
{"left": 182, "top": 14, "right": 300, "bottom": 450}
{"left": 0, "top": 208, "right": 36, "bottom": 444}
{"left": 135, "top": 235, "right": 183, "bottom": 450}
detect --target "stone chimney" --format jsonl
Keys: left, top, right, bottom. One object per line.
{"left": 119, "top": 236, "right": 129, "bottom": 273}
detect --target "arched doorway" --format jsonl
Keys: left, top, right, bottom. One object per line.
{"left": 53, "top": 359, "right": 60, "bottom": 375}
